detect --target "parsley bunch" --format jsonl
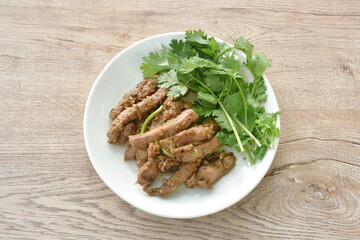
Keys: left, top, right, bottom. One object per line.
{"left": 140, "top": 30, "right": 280, "bottom": 164}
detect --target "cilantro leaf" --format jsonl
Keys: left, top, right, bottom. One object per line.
{"left": 208, "top": 37, "right": 220, "bottom": 55}
{"left": 212, "top": 110, "right": 232, "bottom": 131}
{"left": 247, "top": 53, "right": 272, "bottom": 77}
{"left": 199, "top": 37, "right": 220, "bottom": 59}
{"left": 157, "top": 69, "right": 178, "bottom": 88}
{"left": 223, "top": 93, "right": 242, "bottom": 116}
{"left": 250, "top": 76, "right": 267, "bottom": 103}
{"left": 180, "top": 56, "right": 217, "bottom": 73}
{"left": 219, "top": 52, "right": 241, "bottom": 77}
{"left": 216, "top": 131, "right": 237, "bottom": 147}
{"left": 139, "top": 29, "right": 279, "bottom": 164}
{"left": 140, "top": 45, "right": 182, "bottom": 78}
{"left": 193, "top": 101, "right": 216, "bottom": 117}
{"left": 253, "top": 145, "right": 268, "bottom": 160}
{"left": 255, "top": 111, "right": 281, "bottom": 148}
{"left": 224, "top": 91, "right": 256, "bottom": 131}
{"left": 169, "top": 39, "right": 195, "bottom": 60}
{"left": 168, "top": 85, "right": 188, "bottom": 97}
{"left": 185, "top": 29, "right": 209, "bottom": 45}
{"left": 200, "top": 48, "right": 214, "bottom": 55}
{"left": 157, "top": 70, "right": 187, "bottom": 98}
{"left": 140, "top": 51, "right": 170, "bottom": 78}
{"left": 234, "top": 37, "right": 254, "bottom": 62}
{"left": 238, "top": 103, "right": 256, "bottom": 132}
{"left": 197, "top": 91, "right": 218, "bottom": 105}
{"left": 203, "top": 74, "right": 223, "bottom": 93}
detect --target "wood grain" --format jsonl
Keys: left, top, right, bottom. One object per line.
{"left": 1, "top": 0, "right": 359, "bottom": 239}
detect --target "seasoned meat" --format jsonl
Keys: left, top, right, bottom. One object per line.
{"left": 124, "top": 145, "right": 136, "bottom": 160}
{"left": 109, "top": 76, "right": 158, "bottom": 119}
{"left": 171, "top": 123, "right": 216, "bottom": 147}
{"left": 129, "top": 109, "right": 199, "bottom": 150}
{"left": 148, "top": 97, "right": 185, "bottom": 130}
{"left": 135, "top": 149, "right": 148, "bottom": 167}
{"left": 143, "top": 160, "right": 200, "bottom": 197}
{"left": 137, "top": 157, "right": 158, "bottom": 187}
{"left": 157, "top": 156, "right": 180, "bottom": 173}
{"left": 171, "top": 144, "right": 195, "bottom": 154}
{"left": 117, "top": 122, "right": 136, "bottom": 145}
{"left": 174, "top": 137, "right": 222, "bottom": 163}
{"left": 138, "top": 124, "right": 219, "bottom": 188}
{"left": 122, "top": 118, "right": 148, "bottom": 160}
{"left": 136, "top": 142, "right": 160, "bottom": 187}
{"left": 185, "top": 152, "right": 236, "bottom": 189}
{"left": 107, "top": 88, "right": 167, "bottom": 143}
{"left": 153, "top": 123, "right": 217, "bottom": 173}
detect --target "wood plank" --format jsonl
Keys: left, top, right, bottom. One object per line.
{"left": 1, "top": 0, "right": 359, "bottom": 239}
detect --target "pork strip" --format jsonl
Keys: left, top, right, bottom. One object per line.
{"left": 157, "top": 156, "right": 181, "bottom": 173}
{"left": 143, "top": 160, "right": 200, "bottom": 197}
{"left": 109, "top": 76, "right": 158, "bottom": 119}
{"left": 174, "top": 137, "right": 222, "bottom": 163}
{"left": 122, "top": 117, "right": 147, "bottom": 160}
{"left": 136, "top": 142, "right": 160, "bottom": 187}
{"left": 107, "top": 88, "right": 167, "bottom": 143}
{"left": 185, "top": 152, "right": 236, "bottom": 189}
{"left": 128, "top": 109, "right": 199, "bottom": 150}
{"left": 148, "top": 97, "right": 185, "bottom": 130}
{"left": 137, "top": 123, "right": 219, "bottom": 187}
{"left": 171, "top": 123, "right": 216, "bottom": 147}
{"left": 117, "top": 122, "right": 136, "bottom": 145}
{"left": 135, "top": 149, "right": 148, "bottom": 167}
{"left": 124, "top": 145, "right": 136, "bottom": 160}
{"left": 155, "top": 123, "right": 217, "bottom": 173}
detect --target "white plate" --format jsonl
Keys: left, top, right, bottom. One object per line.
{"left": 84, "top": 32, "right": 280, "bottom": 219}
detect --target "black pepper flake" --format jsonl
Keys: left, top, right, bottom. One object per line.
{"left": 130, "top": 93, "right": 138, "bottom": 98}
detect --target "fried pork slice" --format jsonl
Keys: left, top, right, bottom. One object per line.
{"left": 148, "top": 97, "right": 185, "bottom": 130}
{"left": 109, "top": 76, "right": 158, "bottom": 120}
{"left": 157, "top": 156, "right": 180, "bottom": 173}
{"left": 124, "top": 145, "right": 136, "bottom": 160}
{"left": 185, "top": 152, "right": 236, "bottom": 189}
{"left": 137, "top": 123, "right": 218, "bottom": 186}
{"left": 128, "top": 109, "right": 199, "bottom": 150}
{"left": 107, "top": 88, "right": 167, "bottom": 143}
{"left": 143, "top": 160, "right": 200, "bottom": 197}
{"left": 169, "top": 122, "right": 217, "bottom": 147}
{"left": 136, "top": 142, "right": 160, "bottom": 186}
{"left": 117, "top": 122, "right": 136, "bottom": 145}
{"left": 158, "top": 122, "right": 217, "bottom": 170}
{"left": 133, "top": 112, "right": 205, "bottom": 171}
{"left": 122, "top": 117, "right": 147, "bottom": 160}
{"left": 174, "top": 137, "right": 222, "bottom": 163}
{"left": 138, "top": 135, "right": 220, "bottom": 186}
{"left": 135, "top": 149, "right": 148, "bottom": 167}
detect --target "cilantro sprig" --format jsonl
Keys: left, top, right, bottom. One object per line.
{"left": 140, "top": 30, "right": 280, "bottom": 164}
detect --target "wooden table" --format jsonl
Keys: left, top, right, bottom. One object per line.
{"left": 1, "top": 1, "right": 359, "bottom": 239}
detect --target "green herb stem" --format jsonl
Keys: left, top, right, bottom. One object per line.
{"left": 240, "top": 64, "right": 258, "bottom": 98}
{"left": 232, "top": 76, "right": 248, "bottom": 127}
{"left": 231, "top": 115, "right": 262, "bottom": 147}
{"left": 254, "top": 126, "right": 270, "bottom": 148}
{"left": 140, "top": 105, "right": 164, "bottom": 133}
{"left": 218, "top": 102, "right": 244, "bottom": 152}
{"left": 251, "top": 76, "right": 259, "bottom": 97}
{"left": 215, "top": 47, "right": 234, "bottom": 61}
{"left": 244, "top": 145, "right": 255, "bottom": 165}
